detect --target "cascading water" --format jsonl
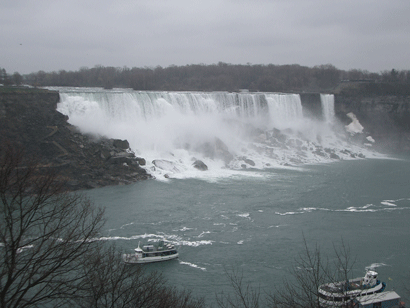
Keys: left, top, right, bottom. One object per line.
{"left": 55, "top": 88, "right": 376, "bottom": 179}
{"left": 320, "top": 94, "right": 335, "bottom": 124}
{"left": 265, "top": 93, "right": 303, "bottom": 130}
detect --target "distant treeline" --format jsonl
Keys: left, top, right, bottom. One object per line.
{"left": 2, "top": 63, "right": 410, "bottom": 92}
{"left": 0, "top": 68, "right": 23, "bottom": 86}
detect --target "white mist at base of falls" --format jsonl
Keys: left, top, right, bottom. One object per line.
{"left": 55, "top": 88, "right": 380, "bottom": 180}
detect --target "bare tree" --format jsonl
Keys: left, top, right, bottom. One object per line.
{"left": 267, "top": 238, "right": 357, "bottom": 308}
{"left": 215, "top": 238, "right": 360, "bottom": 308}
{"left": 73, "top": 244, "right": 205, "bottom": 308}
{"left": 0, "top": 143, "right": 205, "bottom": 308}
{"left": 215, "top": 267, "right": 261, "bottom": 308}
{"left": 0, "top": 144, "right": 105, "bottom": 307}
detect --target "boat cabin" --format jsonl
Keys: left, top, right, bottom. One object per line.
{"left": 123, "top": 240, "right": 179, "bottom": 264}
{"left": 142, "top": 245, "right": 154, "bottom": 251}
{"left": 363, "top": 271, "right": 378, "bottom": 288}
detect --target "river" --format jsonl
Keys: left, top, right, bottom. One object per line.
{"left": 54, "top": 87, "right": 409, "bottom": 305}
{"left": 85, "top": 156, "right": 410, "bottom": 305}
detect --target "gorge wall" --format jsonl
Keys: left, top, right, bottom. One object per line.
{"left": 299, "top": 89, "right": 410, "bottom": 153}
{"left": 334, "top": 94, "right": 410, "bottom": 152}
{"left": 299, "top": 93, "right": 324, "bottom": 120}
{"left": 0, "top": 89, "right": 151, "bottom": 191}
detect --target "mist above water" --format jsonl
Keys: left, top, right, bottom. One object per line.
{"left": 56, "top": 88, "right": 378, "bottom": 179}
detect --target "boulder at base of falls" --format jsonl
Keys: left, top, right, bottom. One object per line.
{"left": 196, "top": 138, "right": 234, "bottom": 165}
{"left": 193, "top": 160, "right": 208, "bottom": 171}
{"left": 242, "top": 157, "right": 255, "bottom": 166}
{"left": 215, "top": 138, "right": 234, "bottom": 164}
{"left": 113, "top": 139, "right": 130, "bottom": 150}
{"left": 136, "top": 157, "right": 146, "bottom": 166}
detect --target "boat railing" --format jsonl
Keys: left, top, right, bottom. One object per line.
{"left": 320, "top": 279, "right": 384, "bottom": 298}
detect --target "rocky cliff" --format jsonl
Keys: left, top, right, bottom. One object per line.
{"left": 299, "top": 85, "right": 410, "bottom": 153}
{"left": 0, "top": 88, "right": 151, "bottom": 191}
{"left": 300, "top": 93, "right": 324, "bottom": 120}
{"left": 333, "top": 83, "right": 410, "bottom": 153}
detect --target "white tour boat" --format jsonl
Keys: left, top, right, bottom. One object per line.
{"left": 318, "top": 270, "right": 387, "bottom": 307}
{"left": 122, "top": 241, "right": 178, "bottom": 264}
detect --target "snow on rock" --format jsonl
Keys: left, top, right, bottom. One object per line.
{"left": 345, "top": 112, "right": 364, "bottom": 135}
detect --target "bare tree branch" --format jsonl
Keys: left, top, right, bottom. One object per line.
{"left": 71, "top": 244, "right": 205, "bottom": 308}
{"left": 1, "top": 143, "right": 105, "bottom": 307}
{"left": 267, "top": 236, "right": 357, "bottom": 308}
{"left": 1, "top": 143, "right": 205, "bottom": 308}
{"left": 216, "top": 266, "right": 261, "bottom": 308}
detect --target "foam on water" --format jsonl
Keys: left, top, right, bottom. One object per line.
{"left": 95, "top": 232, "right": 214, "bottom": 248}
{"left": 178, "top": 240, "right": 214, "bottom": 247}
{"left": 274, "top": 198, "right": 410, "bottom": 216}
{"left": 381, "top": 200, "right": 397, "bottom": 207}
{"left": 237, "top": 213, "right": 250, "bottom": 219}
{"left": 365, "top": 263, "right": 389, "bottom": 271}
{"left": 198, "top": 231, "right": 211, "bottom": 238}
{"left": 179, "top": 261, "right": 207, "bottom": 271}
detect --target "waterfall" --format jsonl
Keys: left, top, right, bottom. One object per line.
{"left": 265, "top": 93, "right": 303, "bottom": 129}
{"left": 55, "top": 88, "right": 374, "bottom": 179}
{"left": 320, "top": 94, "right": 335, "bottom": 124}
{"left": 57, "top": 90, "right": 302, "bottom": 150}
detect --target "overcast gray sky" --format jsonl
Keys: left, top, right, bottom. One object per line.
{"left": 1, "top": 0, "right": 409, "bottom": 74}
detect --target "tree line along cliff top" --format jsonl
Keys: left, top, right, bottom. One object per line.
{"left": 2, "top": 64, "right": 410, "bottom": 93}
{"left": 0, "top": 86, "right": 55, "bottom": 94}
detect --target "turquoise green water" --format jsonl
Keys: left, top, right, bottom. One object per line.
{"left": 86, "top": 156, "right": 410, "bottom": 305}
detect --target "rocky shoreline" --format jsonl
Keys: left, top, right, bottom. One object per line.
{"left": 0, "top": 88, "right": 152, "bottom": 191}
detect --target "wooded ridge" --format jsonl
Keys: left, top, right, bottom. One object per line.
{"left": 2, "top": 63, "right": 410, "bottom": 93}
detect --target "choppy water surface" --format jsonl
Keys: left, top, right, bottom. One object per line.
{"left": 55, "top": 87, "right": 409, "bottom": 304}
{"left": 86, "top": 156, "right": 410, "bottom": 305}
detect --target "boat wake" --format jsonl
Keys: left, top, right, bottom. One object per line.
{"left": 94, "top": 233, "right": 214, "bottom": 248}
{"left": 179, "top": 260, "right": 207, "bottom": 271}
{"left": 275, "top": 198, "right": 410, "bottom": 216}
{"left": 365, "top": 263, "right": 389, "bottom": 271}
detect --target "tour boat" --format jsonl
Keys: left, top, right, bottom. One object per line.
{"left": 318, "top": 270, "right": 387, "bottom": 307}
{"left": 122, "top": 241, "right": 178, "bottom": 264}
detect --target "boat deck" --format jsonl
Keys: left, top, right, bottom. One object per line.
{"left": 320, "top": 279, "right": 385, "bottom": 298}
{"left": 122, "top": 241, "right": 178, "bottom": 264}
{"left": 141, "top": 243, "right": 175, "bottom": 253}
{"left": 320, "top": 278, "right": 383, "bottom": 293}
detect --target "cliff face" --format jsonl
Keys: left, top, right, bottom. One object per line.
{"left": 334, "top": 95, "right": 410, "bottom": 152}
{"left": 0, "top": 88, "right": 151, "bottom": 191}
{"left": 299, "top": 87, "right": 410, "bottom": 153}
{"left": 300, "top": 93, "right": 324, "bottom": 120}
{"left": 0, "top": 90, "right": 61, "bottom": 156}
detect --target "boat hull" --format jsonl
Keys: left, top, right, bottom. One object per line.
{"left": 122, "top": 252, "right": 179, "bottom": 264}
{"left": 319, "top": 278, "right": 386, "bottom": 307}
